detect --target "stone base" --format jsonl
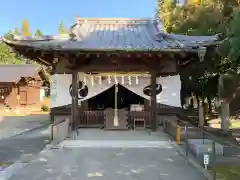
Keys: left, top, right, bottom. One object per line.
{"left": 188, "top": 139, "right": 223, "bottom": 167}
{"left": 104, "top": 127, "right": 129, "bottom": 130}
{"left": 188, "top": 139, "right": 224, "bottom": 156}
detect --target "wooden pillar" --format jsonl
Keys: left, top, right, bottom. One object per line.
{"left": 150, "top": 70, "right": 157, "bottom": 131}
{"left": 71, "top": 71, "right": 78, "bottom": 130}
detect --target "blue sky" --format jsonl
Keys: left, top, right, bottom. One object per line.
{"left": 0, "top": 0, "right": 157, "bottom": 36}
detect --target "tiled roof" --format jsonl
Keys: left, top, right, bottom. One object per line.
{"left": 157, "top": 32, "right": 220, "bottom": 47}
{"left": 2, "top": 18, "right": 220, "bottom": 52}
{"left": 0, "top": 64, "right": 41, "bottom": 83}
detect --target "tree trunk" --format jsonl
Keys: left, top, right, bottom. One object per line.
{"left": 220, "top": 101, "right": 230, "bottom": 132}
{"left": 207, "top": 96, "right": 212, "bottom": 114}
{"left": 198, "top": 102, "right": 205, "bottom": 127}
{"left": 196, "top": 96, "right": 200, "bottom": 108}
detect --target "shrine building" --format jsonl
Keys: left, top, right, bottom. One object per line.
{"left": 2, "top": 16, "right": 219, "bottom": 131}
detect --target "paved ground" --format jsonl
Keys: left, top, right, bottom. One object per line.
{"left": 9, "top": 129, "right": 206, "bottom": 180}
{"left": 0, "top": 115, "right": 49, "bottom": 140}
{"left": 0, "top": 124, "right": 50, "bottom": 164}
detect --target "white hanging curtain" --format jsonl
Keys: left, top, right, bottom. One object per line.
{"left": 119, "top": 75, "right": 181, "bottom": 107}
{"left": 50, "top": 73, "right": 114, "bottom": 108}
{"left": 78, "top": 81, "right": 114, "bottom": 102}
{"left": 120, "top": 76, "right": 150, "bottom": 100}
{"left": 78, "top": 73, "right": 114, "bottom": 102}
{"left": 50, "top": 74, "right": 72, "bottom": 108}
{"left": 50, "top": 73, "right": 181, "bottom": 108}
{"left": 156, "top": 75, "right": 181, "bottom": 107}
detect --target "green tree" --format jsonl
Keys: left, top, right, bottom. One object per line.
{"left": 158, "top": 0, "right": 177, "bottom": 32}
{"left": 158, "top": 0, "right": 240, "bottom": 130}
{"left": 216, "top": 7, "right": 240, "bottom": 130}
{"left": 35, "top": 28, "right": 43, "bottom": 37}
{"left": 165, "top": 0, "right": 240, "bottom": 130}
{"left": 14, "top": 28, "right": 20, "bottom": 35}
{"left": 0, "top": 42, "right": 23, "bottom": 64}
{"left": 3, "top": 30, "right": 13, "bottom": 40}
{"left": 218, "top": 8, "right": 240, "bottom": 70}
{"left": 22, "top": 20, "right": 32, "bottom": 37}
{"left": 1, "top": 30, "right": 24, "bottom": 64}
{"left": 159, "top": 0, "right": 224, "bottom": 106}
{"left": 58, "top": 21, "right": 66, "bottom": 34}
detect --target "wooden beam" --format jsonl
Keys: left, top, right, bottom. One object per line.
{"left": 150, "top": 70, "right": 157, "bottom": 132}
{"left": 71, "top": 70, "right": 78, "bottom": 130}
{"left": 66, "top": 56, "right": 94, "bottom": 70}
{"left": 78, "top": 64, "right": 151, "bottom": 72}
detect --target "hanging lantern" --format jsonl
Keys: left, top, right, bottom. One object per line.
{"left": 121, "top": 75, "right": 124, "bottom": 84}
{"left": 114, "top": 75, "right": 118, "bottom": 84}
{"left": 128, "top": 76, "right": 131, "bottom": 85}
{"left": 136, "top": 75, "right": 139, "bottom": 84}
{"left": 84, "top": 76, "right": 87, "bottom": 84}
{"left": 98, "top": 76, "right": 102, "bottom": 84}
{"left": 108, "top": 75, "right": 111, "bottom": 84}
{"left": 91, "top": 76, "right": 94, "bottom": 86}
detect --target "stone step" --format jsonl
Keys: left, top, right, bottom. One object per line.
{"left": 60, "top": 140, "right": 172, "bottom": 148}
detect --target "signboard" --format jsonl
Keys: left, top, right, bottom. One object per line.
{"left": 204, "top": 154, "right": 210, "bottom": 170}
{"left": 204, "top": 154, "right": 209, "bottom": 165}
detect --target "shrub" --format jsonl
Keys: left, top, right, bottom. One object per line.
{"left": 41, "top": 104, "right": 49, "bottom": 112}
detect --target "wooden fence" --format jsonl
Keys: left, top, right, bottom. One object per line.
{"left": 50, "top": 105, "right": 183, "bottom": 128}
{"left": 77, "top": 111, "right": 105, "bottom": 128}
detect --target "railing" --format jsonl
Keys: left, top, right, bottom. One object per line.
{"left": 163, "top": 117, "right": 240, "bottom": 180}
{"left": 77, "top": 110, "right": 105, "bottom": 128}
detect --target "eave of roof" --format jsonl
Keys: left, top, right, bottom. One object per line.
{"left": 2, "top": 36, "right": 199, "bottom": 53}
{"left": 2, "top": 17, "right": 220, "bottom": 54}
{"left": 1, "top": 17, "right": 222, "bottom": 73}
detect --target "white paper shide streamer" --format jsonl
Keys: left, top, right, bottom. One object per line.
{"left": 128, "top": 76, "right": 131, "bottom": 85}
{"left": 108, "top": 75, "right": 111, "bottom": 84}
{"left": 114, "top": 75, "right": 118, "bottom": 84}
{"left": 136, "top": 75, "right": 139, "bottom": 84}
{"left": 97, "top": 76, "right": 101, "bottom": 84}
{"left": 91, "top": 76, "right": 94, "bottom": 86}
{"left": 121, "top": 75, "right": 124, "bottom": 84}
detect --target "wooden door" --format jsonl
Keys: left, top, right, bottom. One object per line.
{"left": 19, "top": 91, "right": 27, "bottom": 105}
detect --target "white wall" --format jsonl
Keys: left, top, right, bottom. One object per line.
{"left": 157, "top": 75, "right": 181, "bottom": 107}
{"left": 40, "top": 88, "right": 45, "bottom": 101}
